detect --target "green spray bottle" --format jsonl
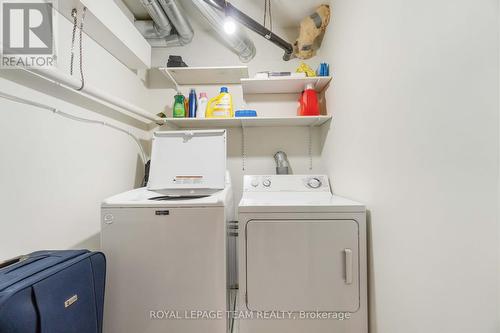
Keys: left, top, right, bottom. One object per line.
{"left": 173, "top": 93, "right": 186, "bottom": 118}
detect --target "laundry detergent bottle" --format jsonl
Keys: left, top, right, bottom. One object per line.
{"left": 197, "top": 92, "right": 208, "bottom": 118}
{"left": 173, "top": 93, "right": 186, "bottom": 118}
{"left": 298, "top": 83, "right": 320, "bottom": 116}
{"left": 206, "top": 87, "right": 234, "bottom": 118}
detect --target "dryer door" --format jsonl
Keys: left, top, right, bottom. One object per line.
{"left": 245, "top": 219, "right": 359, "bottom": 312}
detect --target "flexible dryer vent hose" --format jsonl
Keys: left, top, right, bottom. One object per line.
{"left": 274, "top": 151, "right": 290, "bottom": 175}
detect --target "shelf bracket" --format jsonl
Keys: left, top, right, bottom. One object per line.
{"left": 306, "top": 117, "right": 325, "bottom": 170}
{"left": 163, "top": 68, "right": 180, "bottom": 92}
{"left": 314, "top": 77, "right": 321, "bottom": 90}
{"left": 241, "top": 123, "right": 247, "bottom": 171}
{"left": 308, "top": 125, "right": 313, "bottom": 170}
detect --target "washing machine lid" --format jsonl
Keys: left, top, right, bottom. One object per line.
{"left": 148, "top": 130, "right": 226, "bottom": 195}
{"left": 102, "top": 187, "right": 229, "bottom": 208}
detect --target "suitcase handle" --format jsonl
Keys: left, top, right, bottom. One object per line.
{"left": 0, "top": 254, "right": 50, "bottom": 272}
{"left": 0, "top": 255, "right": 29, "bottom": 269}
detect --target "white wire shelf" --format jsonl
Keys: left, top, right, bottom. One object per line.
{"left": 162, "top": 116, "right": 332, "bottom": 128}
{"left": 241, "top": 76, "right": 332, "bottom": 94}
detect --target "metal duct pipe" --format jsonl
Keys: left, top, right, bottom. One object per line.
{"left": 191, "top": 0, "right": 256, "bottom": 62}
{"left": 139, "top": 0, "right": 172, "bottom": 38}
{"left": 158, "top": 0, "right": 194, "bottom": 45}
{"left": 137, "top": 0, "right": 193, "bottom": 46}
{"left": 135, "top": 21, "right": 165, "bottom": 39}
{"left": 203, "top": 0, "right": 293, "bottom": 60}
{"left": 145, "top": 34, "right": 188, "bottom": 48}
{"left": 135, "top": 20, "right": 183, "bottom": 47}
{"left": 274, "top": 151, "right": 291, "bottom": 175}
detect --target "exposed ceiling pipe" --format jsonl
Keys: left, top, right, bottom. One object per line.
{"left": 158, "top": 0, "right": 194, "bottom": 45}
{"left": 136, "top": 0, "right": 193, "bottom": 47}
{"left": 135, "top": 21, "right": 186, "bottom": 47}
{"left": 202, "top": 0, "right": 294, "bottom": 61}
{"left": 190, "top": 0, "right": 255, "bottom": 62}
{"left": 134, "top": 21, "right": 167, "bottom": 40}
{"left": 139, "top": 0, "right": 172, "bottom": 38}
{"left": 201, "top": 0, "right": 224, "bottom": 10}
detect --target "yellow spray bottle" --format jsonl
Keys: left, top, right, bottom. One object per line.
{"left": 206, "top": 87, "right": 234, "bottom": 118}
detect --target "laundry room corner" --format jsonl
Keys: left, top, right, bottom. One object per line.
{"left": 0, "top": 3, "right": 156, "bottom": 260}
{"left": 320, "top": 0, "right": 500, "bottom": 332}
{"left": 146, "top": 6, "right": 333, "bottom": 199}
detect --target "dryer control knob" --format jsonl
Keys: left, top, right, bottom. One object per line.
{"left": 263, "top": 179, "right": 272, "bottom": 187}
{"left": 307, "top": 177, "right": 322, "bottom": 189}
{"left": 251, "top": 178, "right": 260, "bottom": 187}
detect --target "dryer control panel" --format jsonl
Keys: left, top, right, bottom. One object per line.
{"left": 244, "top": 175, "right": 331, "bottom": 192}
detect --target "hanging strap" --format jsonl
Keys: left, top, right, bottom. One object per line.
{"left": 263, "top": 0, "right": 273, "bottom": 32}
{"left": 69, "top": 7, "right": 87, "bottom": 91}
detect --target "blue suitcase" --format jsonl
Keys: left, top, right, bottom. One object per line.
{"left": 0, "top": 250, "right": 106, "bottom": 333}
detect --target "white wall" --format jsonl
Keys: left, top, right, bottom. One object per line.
{"left": 149, "top": 15, "right": 331, "bottom": 199}
{"left": 0, "top": 9, "right": 151, "bottom": 261}
{"left": 321, "top": 0, "right": 499, "bottom": 332}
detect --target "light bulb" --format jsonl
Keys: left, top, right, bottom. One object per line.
{"left": 223, "top": 18, "right": 236, "bottom": 34}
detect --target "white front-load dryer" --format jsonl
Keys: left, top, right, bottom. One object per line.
{"left": 237, "top": 175, "right": 367, "bottom": 333}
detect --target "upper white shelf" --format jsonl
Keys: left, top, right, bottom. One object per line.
{"left": 160, "top": 66, "right": 249, "bottom": 86}
{"left": 57, "top": 0, "right": 151, "bottom": 69}
{"left": 241, "top": 76, "right": 332, "bottom": 94}
{"left": 162, "top": 116, "right": 332, "bottom": 129}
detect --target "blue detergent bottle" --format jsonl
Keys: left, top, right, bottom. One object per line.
{"left": 188, "top": 89, "right": 197, "bottom": 118}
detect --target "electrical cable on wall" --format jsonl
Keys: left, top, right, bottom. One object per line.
{"left": 0, "top": 91, "right": 148, "bottom": 163}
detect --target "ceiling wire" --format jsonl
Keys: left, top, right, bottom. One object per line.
{"left": 263, "top": 0, "right": 273, "bottom": 32}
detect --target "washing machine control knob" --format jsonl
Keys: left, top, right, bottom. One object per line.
{"left": 251, "top": 178, "right": 260, "bottom": 187}
{"left": 262, "top": 179, "right": 272, "bottom": 187}
{"left": 307, "top": 177, "right": 322, "bottom": 189}
{"left": 103, "top": 214, "right": 114, "bottom": 224}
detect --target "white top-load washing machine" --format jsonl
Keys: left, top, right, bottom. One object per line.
{"left": 101, "top": 130, "right": 234, "bottom": 333}
{"left": 237, "top": 175, "right": 367, "bottom": 333}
